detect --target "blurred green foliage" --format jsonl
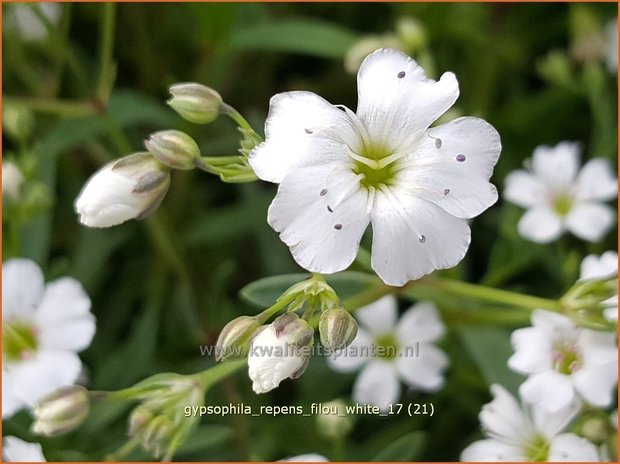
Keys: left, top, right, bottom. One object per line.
{"left": 2, "top": 2, "right": 617, "bottom": 461}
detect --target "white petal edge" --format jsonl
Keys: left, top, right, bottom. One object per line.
{"left": 517, "top": 206, "right": 563, "bottom": 243}
{"left": 2, "top": 259, "right": 45, "bottom": 318}
{"left": 354, "top": 294, "right": 398, "bottom": 335}
{"left": 547, "top": 434, "right": 600, "bottom": 462}
{"left": 565, "top": 202, "right": 615, "bottom": 242}
{"left": 352, "top": 360, "right": 400, "bottom": 411}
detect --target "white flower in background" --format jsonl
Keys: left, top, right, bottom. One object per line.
{"left": 2, "top": 161, "right": 24, "bottom": 201}
{"left": 344, "top": 36, "right": 401, "bottom": 74}
{"left": 2, "top": 436, "right": 46, "bottom": 462}
{"left": 248, "top": 313, "right": 313, "bottom": 394}
{"left": 461, "top": 384, "right": 598, "bottom": 462}
{"left": 508, "top": 309, "right": 617, "bottom": 413}
{"left": 250, "top": 48, "right": 501, "bottom": 286}
{"left": 328, "top": 295, "right": 448, "bottom": 411}
{"left": 606, "top": 18, "right": 618, "bottom": 74}
{"left": 2, "top": 259, "right": 95, "bottom": 418}
{"left": 504, "top": 142, "right": 617, "bottom": 243}
{"left": 279, "top": 454, "right": 329, "bottom": 462}
{"left": 75, "top": 153, "right": 171, "bottom": 228}
{"left": 4, "top": 3, "right": 62, "bottom": 42}
{"left": 579, "top": 251, "right": 618, "bottom": 322}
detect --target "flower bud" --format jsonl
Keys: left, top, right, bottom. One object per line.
{"left": 215, "top": 315, "right": 262, "bottom": 361}
{"left": 31, "top": 386, "right": 90, "bottom": 436}
{"left": 561, "top": 276, "right": 618, "bottom": 330}
{"left": 75, "top": 153, "right": 171, "bottom": 228}
{"left": 2, "top": 161, "right": 24, "bottom": 201}
{"left": 168, "top": 82, "right": 223, "bottom": 124}
{"left": 248, "top": 313, "right": 314, "bottom": 393}
{"left": 316, "top": 399, "right": 353, "bottom": 440}
{"left": 144, "top": 130, "right": 200, "bottom": 170}
{"left": 3, "top": 105, "right": 34, "bottom": 143}
{"left": 319, "top": 307, "right": 358, "bottom": 351}
{"left": 395, "top": 17, "right": 427, "bottom": 52}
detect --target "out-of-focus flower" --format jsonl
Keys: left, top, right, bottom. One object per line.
{"left": 508, "top": 309, "right": 617, "bottom": 412}
{"left": 504, "top": 142, "right": 617, "bottom": 243}
{"left": 328, "top": 295, "right": 447, "bottom": 411}
{"left": 461, "top": 384, "right": 598, "bottom": 462}
{"left": 316, "top": 399, "right": 353, "bottom": 440}
{"left": 250, "top": 48, "right": 501, "bottom": 286}
{"left": 344, "top": 35, "right": 401, "bottom": 74}
{"left": 279, "top": 454, "right": 329, "bottom": 462}
{"left": 2, "top": 259, "right": 95, "bottom": 419}
{"left": 4, "top": 3, "right": 62, "bottom": 42}
{"left": 2, "top": 161, "right": 24, "bottom": 201}
{"left": 75, "top": 153, "right": 171, "bottom": 228}
{"left": 579, "top": 251, "right": 618, "bottom": 322}
{"left": 247, "top": 313, "right": 314, "bottom": 394}
{"left": 2, "top": 436, "right": 46, "bottom": 462}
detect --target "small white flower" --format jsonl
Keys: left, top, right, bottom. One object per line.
{"left": 279, "top": 454, "right": 329, "bottom": 462}
{"left": 4, "top": 3, "right": 62, "bottom": 42}
{"left": 579, "top": 250, "right": 618, "bottom": 322}
{"left": 461, "top": 384, "right": 599, "bottom": 462}
{"left": 504, "top": 142, "right": 617, "bottom": 243}
{"left": 250, "top": 48, "right": 501, "bottom": 286}
{"left": 2, "top": 436, "right": 46, "bottom": 462}
{"left": 508, "top": 309, "right": 617, "bottom": 413}
{"left": 247, "top": 314, "right": 313, "bottom": 394}
{"left": 75, "top": 153, "right": 171, "bottom": 228}
{"left": 2, "top": 259, "right": 95, "bottom": 419}
{"left": 2, "top": 161, "right": 24, "bottom": 201}
{"left": 328, "top": 295, "right": 448, "bottom": 411}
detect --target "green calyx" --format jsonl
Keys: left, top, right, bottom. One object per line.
{"left": 374, "top": 333, "right": 400, "bottom": 360}
{"left": 3, "top": 320, "right": 38, "bottom": 361}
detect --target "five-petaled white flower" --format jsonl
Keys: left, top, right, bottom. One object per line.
{"left": 2, "top": 259, "right": 96, "bottom": 418}
{"left": 508, "top": 309, "right": 617, "bottom": 413}
{"left": 579, "top": 250, "right": 618, "bottom": 322}
{"left": 461, "top": 384, "right": 599, "bottom": 462}
{"left": 328, "top": 295, "right": 448, "bottom": 411}
{"left": 2, "top": 436, "right": 46, "bottom": 462}
{"left": 504, "top": 142, "right": 617, "bottom": 243}
{"left": 249, "top": 48, "right": 501, "bottom": 286}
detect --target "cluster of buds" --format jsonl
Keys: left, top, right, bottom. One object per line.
{"left": 560, "top": 275, "right": 617, "bottom": 330}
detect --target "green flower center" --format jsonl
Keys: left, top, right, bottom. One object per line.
{"left": 3, "top": 320, "right": 38, "bottom": 361}
{"left": 524, "top": 434, "right": 550, "bottom": 462}
{"left": 552, "top": 342, "right": 582, "bottom": 375}
{"left": 374, "top": 333, "right": 400, "bottom": 360}
{"left": 349, "top": 145, "right": 400, "bottom": 190}
{"left": 553, "top": 194, "right": 573, "bottom": 216}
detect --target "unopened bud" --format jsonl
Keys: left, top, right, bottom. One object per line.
{"left": 215, "top": 315, "right": 262, "bottom": 361}
{"left": 574, "top": 410, "right": 615, "bottom": 445}
{"left": 31, "top": 386, "right": 90, "bottom": 436}
{"left": 395, "top": 17, "right": 427, "bottom": 52}
{"left": 168, "top": 82, "right": 223, "bottom": 125}
{"left": 316, "top": 399, "right": 353, "bottom": 439}
{"left": 319, "top": 307, "right": 358, "bottom": 351}
{"left": 2, "top": 161, "right": 24, "bottom": 201}
{"left": 144, "top": 130, "right": 200, "bottom": 170}
{"left": 273, "top": 313, "right": 314, "bottom": 348}
{"left": 3, "top": 105, "right": 34, "bottom": 143}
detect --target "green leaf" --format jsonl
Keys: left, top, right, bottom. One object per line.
{"left": 230, "top": 19, "right": 358, "bottom": 58}
{"left": 175, "top": 424, "right": 233, "bottom": 455}
{"left": 458, "top": 326, "right": 523, "bottom": 396}
{"left": 372, "top": 431, "right": 425, "bottom": 461}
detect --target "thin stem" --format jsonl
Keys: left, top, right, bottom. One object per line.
{"left": 105, "top": 437, "right": 140, "bottom": 461}
{"left": 96, "top": 3, "right": 117, "bottom": 102}
{"left": 4, "top": 97, "right": 98, "bottom": 117}
{"left": 220, "top": 103, "right": 254, "bottom": 133}
{"left": 193, "top": 359, "right": 246, "bottom": 388}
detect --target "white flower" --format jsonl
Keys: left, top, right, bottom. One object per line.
{"left": 504, "top": 142, "right": 617, "bottom": 243}
{"left": 4, "top": 3, "right": 62, "bottom": 42}
{"left": 580, "top": 251, "right": 618, "bottom": 322}
{"left": 247, "top": 314, "right": 313, "bottom": 394}
{"left": 75, "top": 153, "right": 171, "bottom": 228}
{"left": 2, "top": 161, "right": 24, "bottom": 201}
{"left": 2, "top": 436, "right": 46, "bottom": 462}
{"left": 279, "top": 454, "right": 329, "bottom": 462}
{"left": 508, "top": 309, "right": 617, "bottom": 413}
{"left": 2, "top": 259, "right": 95, "bottom": 418}
{"left": 328, "top": 295, "right": 448, "bottom": 411}
{"left": 249, "top": 48, "right": 501, "bottom": 286}
{"left": 461, "top": 384, "right": 599, "bottom": 462}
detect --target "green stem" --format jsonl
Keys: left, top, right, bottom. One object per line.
{"left": 144, "top": 216, "right": 191, "bottom": 287}
{"left": 221, "top": 103, "right": 254, "bottom": 133}
{"left": 193, "top": 359, "right": 246, "bottom": 389}
{"left": 4, "top": 97, "right": 98, "bottom": 117}
{"left": 96, "top": 3, "right": 117, "bottom": 103}
{"left": 105, "top": 437, "right": 140, "bottom": 461}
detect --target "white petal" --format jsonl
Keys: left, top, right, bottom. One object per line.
{"left": 280, "top": 454, "right": 329, "bottom": 462}
{"left": 395, "top": 343, "right": 448, "bottom": 392}
{"left": 508, "top": 327, "right": 553, "bottom": 374}
{"left": 547, "top": 434, "right": 600, "bottom": 462}
{"left": 531, "top": 309, "right": 575, "bottom": 333}
{"left": 268, "top": 166, "right": 370, "bottom": 274}
{"left": 370, "top": 189, "right": 471, "bottom": 286}
{"left": 519, "top": 371, "right": 575, "bottom": 412}
{"left": 531, "top": 396, "right": 582, "bottom": 438}
{"left": 395, "top": 302, "right": 445, "bottom": 343}
{"left": 572, "top": 364, "right": 617, "bottom": 408}
{"left": 504, "top": 170, "right": 546, "bottom": 209}
{"left": 35, "top": 278, "right": 95, "bottom": 352}
{"left": 8, "top": 351, "right": 82, "bottom": 407}
{"left": 566, "top": 202, "right": 615, "bottom": 242}
{"left": 2, "top": 436, "right": 46, "bottom": 462}
{"left": 354, "top": 295, "right": 398, "bottom": 334}
{"left": 327, "top": 327, "right": 374, "bottom": 373}
{"left": 460, "top": 439, "right": 526, "bottom": 462}
{"left": 398, "top": 117, "right": 501, "bottom": 219}
{"left": 578, "top": 329, "right": 618, "bottom": 365}
{"left": 352, "top": 360, "right": 400, "bottom": 411}
{"left": 479, "top": 384, "right": 532, "bottom": 443}
{"left": 517, "top": 206, "right": 563, "bottom": 243}
{"left": 249, "top": 91, "right": 358, "bottom": 183}
{"left": 574, "top": 158, "right": 618, "bottom": 202}
{"left": 356, "top": 48, "right": 459, "bottom": 152}
{"left": 2, "top": 259, "right": 44, "bottom": 318}
{"left": 2, "top": 373, "right": 26, "bottom": 419}
{"left": 531, "top": 142, "right": 580, "bottom": 192}
{"left": 580, "top": 251, "right": 618, "bottom": 280}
